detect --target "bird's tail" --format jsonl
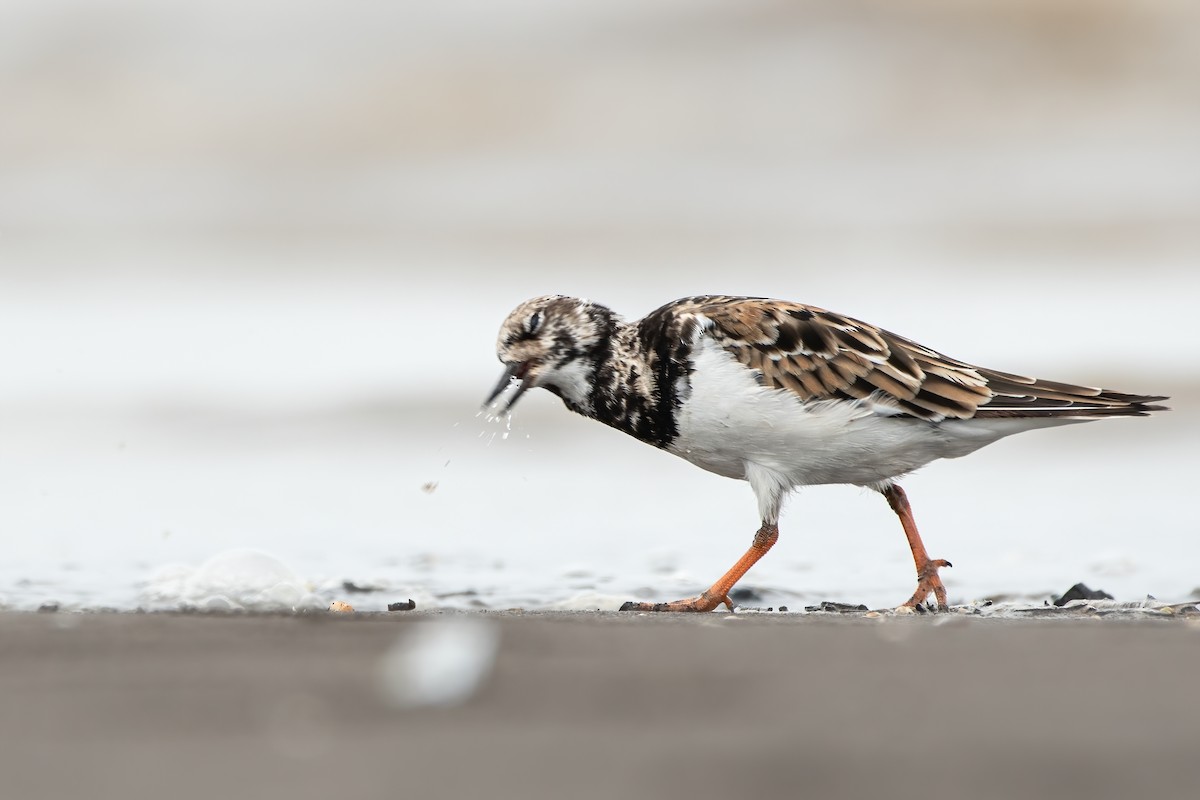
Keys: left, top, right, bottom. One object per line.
{"left": 973, "top": 369, "right": 1168, "bottom": 419}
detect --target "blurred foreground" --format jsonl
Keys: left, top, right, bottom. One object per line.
{"left": 4, "top": 610, "right": 1199, "bottom": 800}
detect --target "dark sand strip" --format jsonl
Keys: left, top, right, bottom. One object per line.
{"left": 3, "top": 611, "right": 1199, "bottom": 800}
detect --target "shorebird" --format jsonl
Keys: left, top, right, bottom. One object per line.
{"left": 485, "top": 295, "right": 1167, "bottom": 611}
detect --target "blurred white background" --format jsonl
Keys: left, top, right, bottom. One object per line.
{"left": 2, "top": 0, "right": 1196, "bottom": 610}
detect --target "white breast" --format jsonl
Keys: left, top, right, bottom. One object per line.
{"left": 668, "top": 337, "right": 1054, "bottom": 489}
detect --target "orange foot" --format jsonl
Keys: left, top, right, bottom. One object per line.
{"left": 619, "top": 591, "right": 734, "bottom": 613}
{"left": 620, "top": 523, "right": 778, "bottom": 613}
{"left": 902, "top": 559, "right": 952, "bottom": 611}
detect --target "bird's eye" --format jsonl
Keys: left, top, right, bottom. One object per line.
{"left": 528, "top": 311, "right": 542, "bottom": 334}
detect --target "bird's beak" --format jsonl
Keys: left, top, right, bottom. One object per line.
{"left": 483, "top": 362, "right": 531, "bottom": 414}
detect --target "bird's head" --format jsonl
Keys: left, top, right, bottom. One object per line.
{"left": 484, "top": 295, "right": 614, "bottom": 414}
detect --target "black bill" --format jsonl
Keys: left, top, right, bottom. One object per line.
{"left": 483, "top": 362, "right": 530, "bottom": 414}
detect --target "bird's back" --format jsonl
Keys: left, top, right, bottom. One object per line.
{"left": 656, "top": 295, "right": 1166, "bottom": 423}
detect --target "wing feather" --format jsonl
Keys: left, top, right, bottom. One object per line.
{"left": 659, "top": 296, "right": 1166, "bottom": 422}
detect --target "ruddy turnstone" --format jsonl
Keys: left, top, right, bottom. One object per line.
{"left": 485, "top": 295, "right": 1167, "bottom": 611}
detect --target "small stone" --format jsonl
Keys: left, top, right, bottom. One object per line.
{"left": 1053, "top": 583, "right": 1113, "bottom": 607}
{"left": 804, "top": 601, "right": 868, "bottom": 613}
{"left": 328, "top": 601, "right": 355, "bottom": 613}
{"left": 388, "top": 599, "right": 417, "bottom": 612}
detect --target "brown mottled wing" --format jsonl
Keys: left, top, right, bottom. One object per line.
{"left": 678, "top": 296, "right": 1167, "bottom": 421}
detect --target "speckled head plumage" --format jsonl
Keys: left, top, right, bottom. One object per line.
{"left": 485, "top": 295, "right": 617, "bottom": 414}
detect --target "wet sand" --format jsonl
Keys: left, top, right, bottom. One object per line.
{"left": 4, "top": 610, "right": 1199, "bottom": 800}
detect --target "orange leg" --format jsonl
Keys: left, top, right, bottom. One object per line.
{"left": 882, "top": 484, "right": 952, "bottom": 611}
{"left": 620, "top": 523, "right": 779, "bottom": 612}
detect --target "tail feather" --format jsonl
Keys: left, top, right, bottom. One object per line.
{"left": 974, "top": 368, "right": 1168, "bottom": 419}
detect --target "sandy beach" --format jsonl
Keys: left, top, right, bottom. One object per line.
{"left": 4, "top": 610, "right": 1199, "bottom": 800}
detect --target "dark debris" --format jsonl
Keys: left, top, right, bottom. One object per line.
{"left": 804, "top": 601, "right": 869, "bottom": 613}
{"left": 342, "top": 580, "right": 384, "bottom": 594}
{"left": 1053, "top": 583, "right": 1114, "bottom": 607}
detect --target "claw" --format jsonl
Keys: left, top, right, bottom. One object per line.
{"left": 903, "top": 557, "right": 952, "bottom": 611}
{"left": 618, "top": 591, "right": 728, "bottom": 613}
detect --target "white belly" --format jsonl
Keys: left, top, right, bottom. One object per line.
{"left": 667, "top": 338, "right": 1068, "bottom": 488}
